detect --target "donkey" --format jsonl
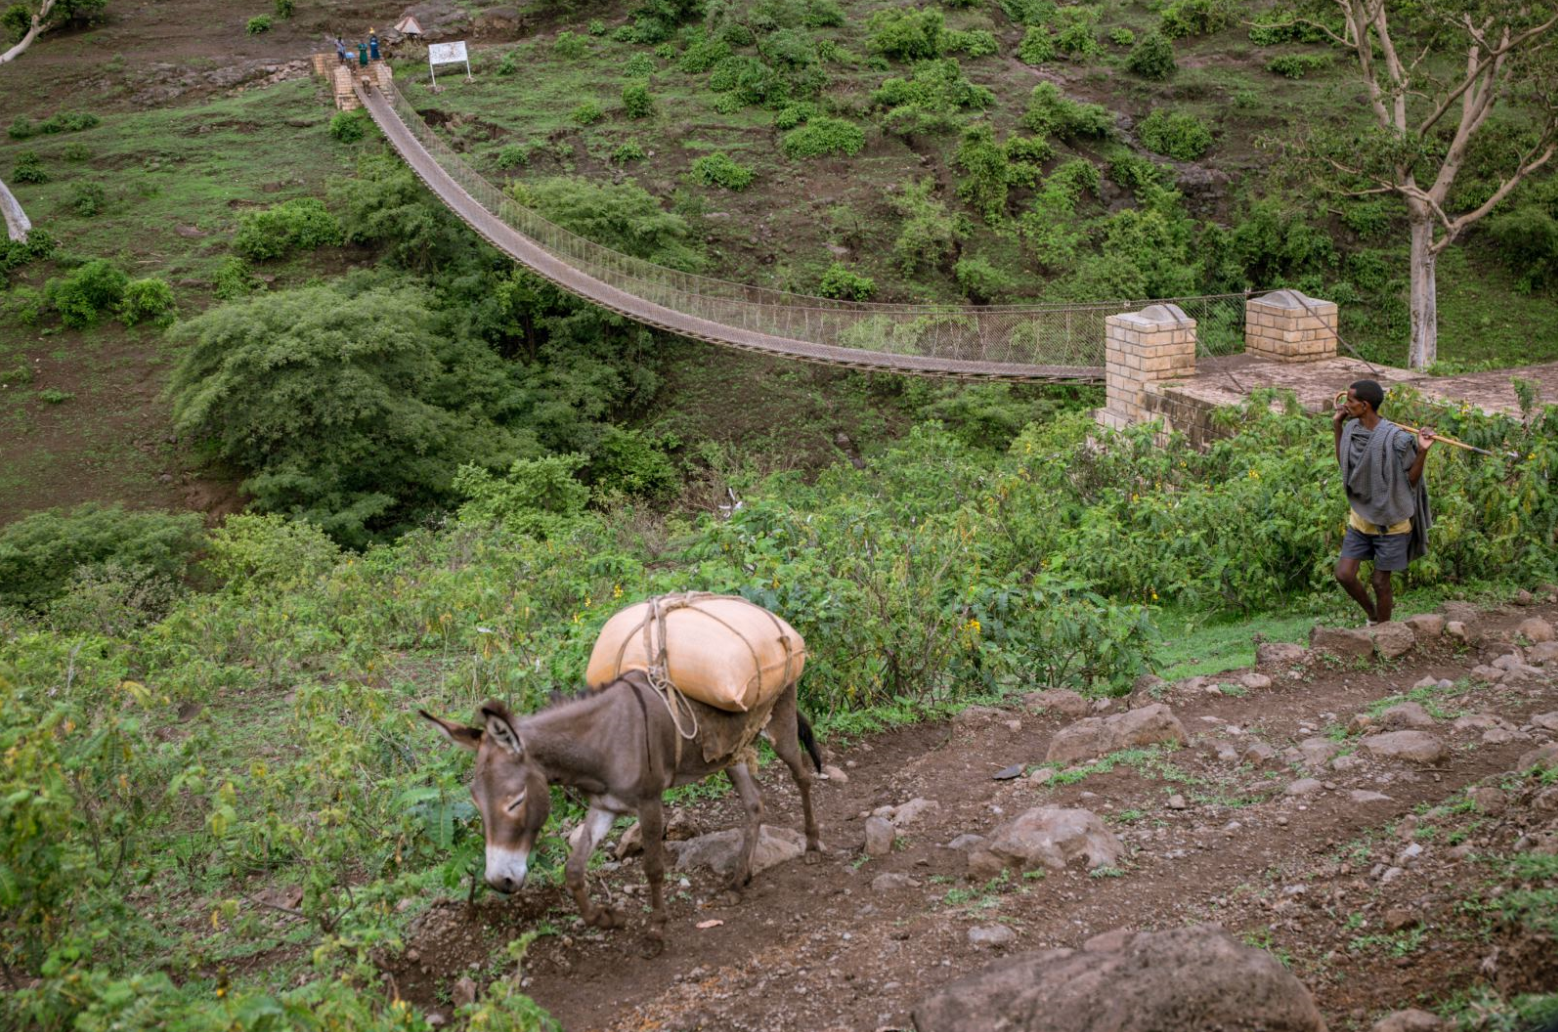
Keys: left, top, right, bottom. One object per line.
{"left": 420, "top": 670, "right": 822, "bottom": 948}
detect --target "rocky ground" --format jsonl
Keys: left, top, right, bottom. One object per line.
{"left": 391, "top": 595, "right": 1558, "bottom": 1031}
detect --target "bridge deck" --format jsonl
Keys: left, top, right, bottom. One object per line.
{"left": 357, "top": 83, "right": 1104, "bottom": 383}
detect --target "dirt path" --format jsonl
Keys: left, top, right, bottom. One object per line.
{"left": 392, "top": 600, "right": 1558, "bottom": 1030}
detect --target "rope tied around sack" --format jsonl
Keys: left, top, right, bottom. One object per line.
{"left": 614, "top": 592, "right": 801, "bottom": 770}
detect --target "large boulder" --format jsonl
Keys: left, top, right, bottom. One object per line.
{"left": 979, "top": 806, "right": 1123, "bottom": 874}
{"left": 912, "top": 924, "right": 1327, "bottom": 1032}
{"left": 1371, "top": 622, "right": 1416, "bottom": 660}
{"left": 1045, "top": 704, "right": 1187, "bottom": 765}
{"left": 1363, "top": 731, "right": 1447, "bottom": 764}
{"left": 1517, "top": 617, "right": 1556, "bottom": 643}
{"left": 667, "top": 825, "right": 803, "bottom": 877}
{"left": 1309, "top": 625, "right": 1374, "bottom": 661}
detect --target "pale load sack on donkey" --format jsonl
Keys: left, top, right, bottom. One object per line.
{"left": 422, "top": 593, "right": 822, "bottom": 951}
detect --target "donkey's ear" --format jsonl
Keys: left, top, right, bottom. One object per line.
{"left": 419, "top": 709, "right": 482, "bottom": 751}
{"left": 480, "top": 701, "right": 526, "bottom": 759}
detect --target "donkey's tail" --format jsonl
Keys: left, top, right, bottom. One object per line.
{"left": 797, "top": 712, "right": 823, "bottom": 773}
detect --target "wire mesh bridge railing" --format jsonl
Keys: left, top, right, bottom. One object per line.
{"left": 358, "top": 79, "right": 1251, "bottom": 382}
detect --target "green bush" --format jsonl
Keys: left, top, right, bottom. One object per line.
{"left": 955, "top": 123, "right": 1010, "bottom": 223}
{"left": 1248, "top": 11, "right": 1334, "bottom": 45}
{"left": 12, "top": 149, "right": 46, "bottom": 183}
{"left": 246, "top": 14, "right": 271, "bottom": 33}
{"left": 212, "top": 255, "right": 257, "bottom": 299}
{"left": 38, "top": 386, "right": 72, "bottom": 403}
{"left": 867, "top": 6, "right": 944, "bottom": 61}
{"left": 622, "top": 82, "right": 654, "bottom": 118}
{"left": 781, "top": 116, "right": 866, "bottom": 158}
{"left": 589, "top": 425, "right": 680, "bottom": 499}
{"left": 1055, "top": 19, "right": 1102, "bottom": 58}
{"left": 1109, "top": 26, "right": 1134, "bottom": 45}
{"left": 1018, "top": 25, "right": 1053, "bottom": 64}
{"left": 572, "top": 99, "right": 606, "bottom": 125}
{"left": 43, "top": 258, "right": 127, "bottom": 328}
{"left": 1109, "top": 151, "right": 1166, "bottom": 192}
{"left": 612, "top": 140, "right": 648, "bottom": 163}
{"left": 1021, "top": 82, "right": 1111, "bottom": 138}
{"left": 9, "top": 110, "right": 99, "bottom": 139}
{"left": 0, "top": 227, "right": 54, "bottom": 279}
{"left": 496, "top": 142, "right": 530, "bottom": 169}
{"left": 954, "top": 254, "right": 1016, "bottom": 302}
{"left": 61, "top": 141, "right": 91, "bottom": 161}
{"left": 690, "top": 151, "right": 756, "bottom": 190}
{"left": 804, "top": 0, "right": 845, "bottom": 26}
{"left": 872, "top": 58, "right": 994, "bottom": 114}
{"left": 118, "top": 277, "right": 177, "bottom": 328}
{"left": 624, "top": 52, "right": 656, "bottom": 76}
{"left": 589, "top": 17, "right": 607, "bottom": 33}
{"left": 496, "top": 48, "right": 521, "bottom": 74}
{"left": 774, "top": 101, "right": 818, "bottom": 129}
{"left": 328, "top": 108, "right": 369, "bottom": 143}
{"left": 1266, "top": 52, "right": 1330, "bottom": 78}
{"left": 944, "top": 28, "right": 998, "bottom": 56}
{"left": 818, "top": 261, "right": 875, "bottom": 300}
{"left": 1126, "top": 30, "right": 1176, "bottom": 79}
{"left": 233, "top": 197, "right": 344, "bottom": 261}
{"left": 506, "top": 176, "right": 704, "bottom": 269}
{"left": 0, "top": 503, "right": 204, "bottom": 610}
{"left": 554, "top": 30, "right": 588, "bottom": 57}
{"left": 999, "top": 0, "right": 1056, "bottom": 26}
{"left": 1138, "top": 108, "right": 1212, "bottom": 160}
{"left": 1485, "top": 178, "right": 1558, "bottom": 291}
{"left": 679, "top": 36, "right": 731, "bottom": 72}
{"left": 274, "top": 0, "right": 293, "bottom": 17}
{"left": 1, "top": 285, "right": 46, "bottom": 326}
{"left": 891, "top": 176, "right": 964, "bottom": 272}
{"left": 68, "top": 179, "right": 105, "bottom": 217}
{"left": 1159, "top": 0, "right": 1232, "bottom": 38}
{"left": 1, "top": 2, "right": 27, "bottom": 43}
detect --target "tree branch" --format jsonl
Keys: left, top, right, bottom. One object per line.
{"left": 0, "top": 176, "right": 33, "bottom": 242}
{"left": 1436, "top": 139, "right": 1558, "bottom": 250}
{"left": 0, "top": 0, "right": 58, "bottom": 65}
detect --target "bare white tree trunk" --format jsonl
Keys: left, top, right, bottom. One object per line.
{"left": 0, "top": 0, "right": 58, "bottom": 65}
{"left": 0, "top": 176, "right": 33, "bottom": 242}
{"left": 1407, "top": 216, "right": 1438, "bottom": 371}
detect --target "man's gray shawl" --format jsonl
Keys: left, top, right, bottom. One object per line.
{"left": 1340, "top": 418, "right": 1432, "bottom": 561}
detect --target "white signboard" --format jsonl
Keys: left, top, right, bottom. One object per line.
{"left": 427, "top": 40, "right": 471, "bottom": 86}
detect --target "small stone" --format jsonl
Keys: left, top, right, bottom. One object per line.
{"left": 1023, "top": 689, "right": 1091, "bottom": 718}
{"left": 823, "top": 764, "right": 849, "bottom": 783}
{"left": 1370, "top": 622, "right": 1416, "bottom": 659}
{"left": 1517, "top": 617, "right": 1555, "bottom": 643}
{"left": 1297, "top": 738, "right": 1341, "bottom": 768}
{"left": 427, "top": 1013, "right": 447, "bottom": 1029}
{"left": 1372, "top": 1007, "right": 1445, "bottom": 1032}
{"left": 864, "top": 816, "right": 895, "bottom": 857}
{"left": 1332, "top": 754, "right": 1364, "bottom": 772}
{"left": 1238, "top": 672, "right": 1272, "bottom": 690}
{"left": 1397, "top": 842, "right": 1425, "bottom": 864}
{"left": 967, "top": 924, "right": 1017, "bottom": 948}
{"left": 1532, "top": 712, "right": 1558, "bottom": 731}
{"left": 1403, "top": 614, "right": 1445, "bottom": 640}
{"left": 1166, "top": 794, "right": 1187, "bottom": 810}
{"left": 945, "top": 834, "right": 989, "bottom": 852}
{"left": 1363, "top": 731, "right": 1447, "bottom": 764}
{"left": 1255, "top": 641, "right": 1308, "bottom": 671}
{"left": 1467, "top": 786, "right": 1505, "bottom": 813}
{"left": 452, "top": 976, "right": 478, "bottom": 1008}
{"left": 1513, "top": 589, "right": 1535, "bottom": 606}
{"left": 872, "top": 872, "right": 916, "bottom": 893}
{"left": 1003, "top": 720, "right": 1023, "bottom": 732}
{"left": 1286, "top": 778, "right": 1324, "bottom": 797}
{"left": 993, "top": 764, "right": 1025, "bottom": 781}
{"left": 1028, "top": 768, "right": 1055, "bottom": 785}
{"left": 1242, "top": 742, "right": 1278, "bottom": 767}
{"left": 1379, "top": 866, "right": 1404, "bottom": 885}
{"left": 1349, "top": 790, "right": 1393, "bottom": 804}
{"left": 890, "top": 798, "right": 940, "bottom": 826}
{"left": 1378, "top": 702, "right": 1436, "bottom": 730}
{"left": 1445, "top": 620, "right": 1470, "bottom": 642}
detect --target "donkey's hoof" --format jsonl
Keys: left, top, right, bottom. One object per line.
{"left": 640, "top": 929, "right": 666, "bottom": 959}
{"left": 589, "top": 907, "right": 622, "bottom": 930}
{"left": 715, "top": 888, "right": 743, "bottom": 907}
{"left": 803, "top": 849, "right": 823, "bottom": 866}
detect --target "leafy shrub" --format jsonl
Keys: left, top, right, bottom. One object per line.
{"left": 0, "top": 227, "right": 53, "bottom": 279}
{"left": 708, "top": 55, "right": 789, "bottom": 106}
{"left": 1109, "top": 27, "right": 1134, "bottom": 45}
{"left": 508, "top": 176, "right": 704, "bottom": 270}
{"left": 1021, "top": 82, "right": 1111, "bottom": 138}
{"left": 1, "top": 285, "right": 45, "bottom": 325}
{"left": 1266, "top": 52, "right": 1330, "bottom": 78}
{"left": 679, "top": 35, "right": 731, "bottom": 72}
{"left": 246, "top": 14, "right": 271, "bottom": 33}
{"left": 955, "top": 123, "right": 1010, "bottom": 223}
{"left": 622, "top": 82, "right": 654, "bottom": 118}
{"left": 68, "top": 179, "right": 105, "bottom": 217}
{"left": 774, "top": 101, "right": 818, "bottom": 129}
{"left": 0, "top": 503, "right": 203, "bottom": 610}
{"left": 43, "top": 259, "right": 127, "bottom": 328}
{"left": 612, "top": 140, "right": 648, "bottom": 163}
{"left": 168, "top": 279, "right": 537, "bottom": 545}
{"left": 1159, "top": 0, "right": 1232, "bottom": 38}
{"left": 1138, "top": 108, "right": 1212, "bottom": 160}
{"left": 233, "top": 197, "right": 344, "bottom": 261}
{"left": 1126, "top": 30, "right": 1175, "bottom": 79}
{"left": 554, "top": 30, "right": 588, "bottom": 57}
{"left": 999, "top": 0, "right": 1056, "bottom": 26}
{"left": 12, "top": 149, "right": 46, "bottom": 183}
{"left": 328, "top": 108, "right": 369, "bottom": 143}
{"left": 1485, "top": 178, "right": 1558, "bottom": 292}
{"left": 496, "top": 143, "right": 530, "bottom": 169}
{"left": 454, "top": 453, "right": 591, "bottom": 538}
{"left": 717, "top": 20, "right": 756, "bottom": 46}
{"left": 1, "top": 2, "right": 27, "bottom": 43}
{"left": 61, "top": 141, "right": 91, "bottom": 161}
{"left": 804, "top": 0, "right": 845, "bottom": 26}
{"left": 496, "top": 48, "right": 520, "bottom": 74}
{"left": 892, "top": 176, "right": 964, "bottom": 272}
{"left": 589, "top": 17, "right": 607, "bottom": 34}
{"left": 781, "top": 116, "right": 866, "bottom": 158}
{"left": 690, "top": 151, "right": 756, "bottom": 189}
{"left": 212, "top": 256, "right": 257, "bottom": 299}
{"left": 625, "top": 52, "right": 656, "bottom": 76}
{"left": 867, "top": 6, "right": 944, "bottom": 61}
{"left": 762, "top": 26, "right": 819, "bottom": 67}
{"left": 9, "top": 110, "right": 99, "bottom": 139}
{"left": 1248, "top": 11, "right": 1333, "bottom": 45}
{"left": 1109, "top": 152, "right": 1166, "bottom": 192}
{"left": 1018, "top": 26, "right": 1053, "bottom": 64}
{"left": 944, "top": 29, "right": 998, "bottom": 56}
{"left": 38, "top": 387, "right": 72, "bottom": 403}
{"left": 954, "top": 254, "right": 1015, "bottom": 301}
{"left": 1225, "top": 199, "right": 1336, "bottom": 285}
{"left": 572, "top": 99, "right": 605, "bottom": 125}
{"left": 818, "top": 261, "right": 875, "bottom": 300}
{"left": 590, "top": 425, "right": 680, "bottom": 498}
{"left": 872, "top": 58, "right": 994, "bottom": 114}
{"left": 118, "top": 277, "right": 177, "bottom": 328}
{"left": 1232, "top": 88, "right": 1257, "bottom": 108}
{"left": 1004, "top": 134, "right": 1054, "bottom": 183}
{"left": 274, "top": 0, "right": 293, "bottom": 17}
{"left": 1055, "top": 19, "right": 1102, "bottom": 58}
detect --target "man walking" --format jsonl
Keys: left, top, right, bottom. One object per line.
{"left": 1333, "top": 379, "right": 1435, "bottom": 624}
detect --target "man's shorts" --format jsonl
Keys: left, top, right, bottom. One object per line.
{"left": 1340, "top": 526, "right": 1410, "bottom": 572}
